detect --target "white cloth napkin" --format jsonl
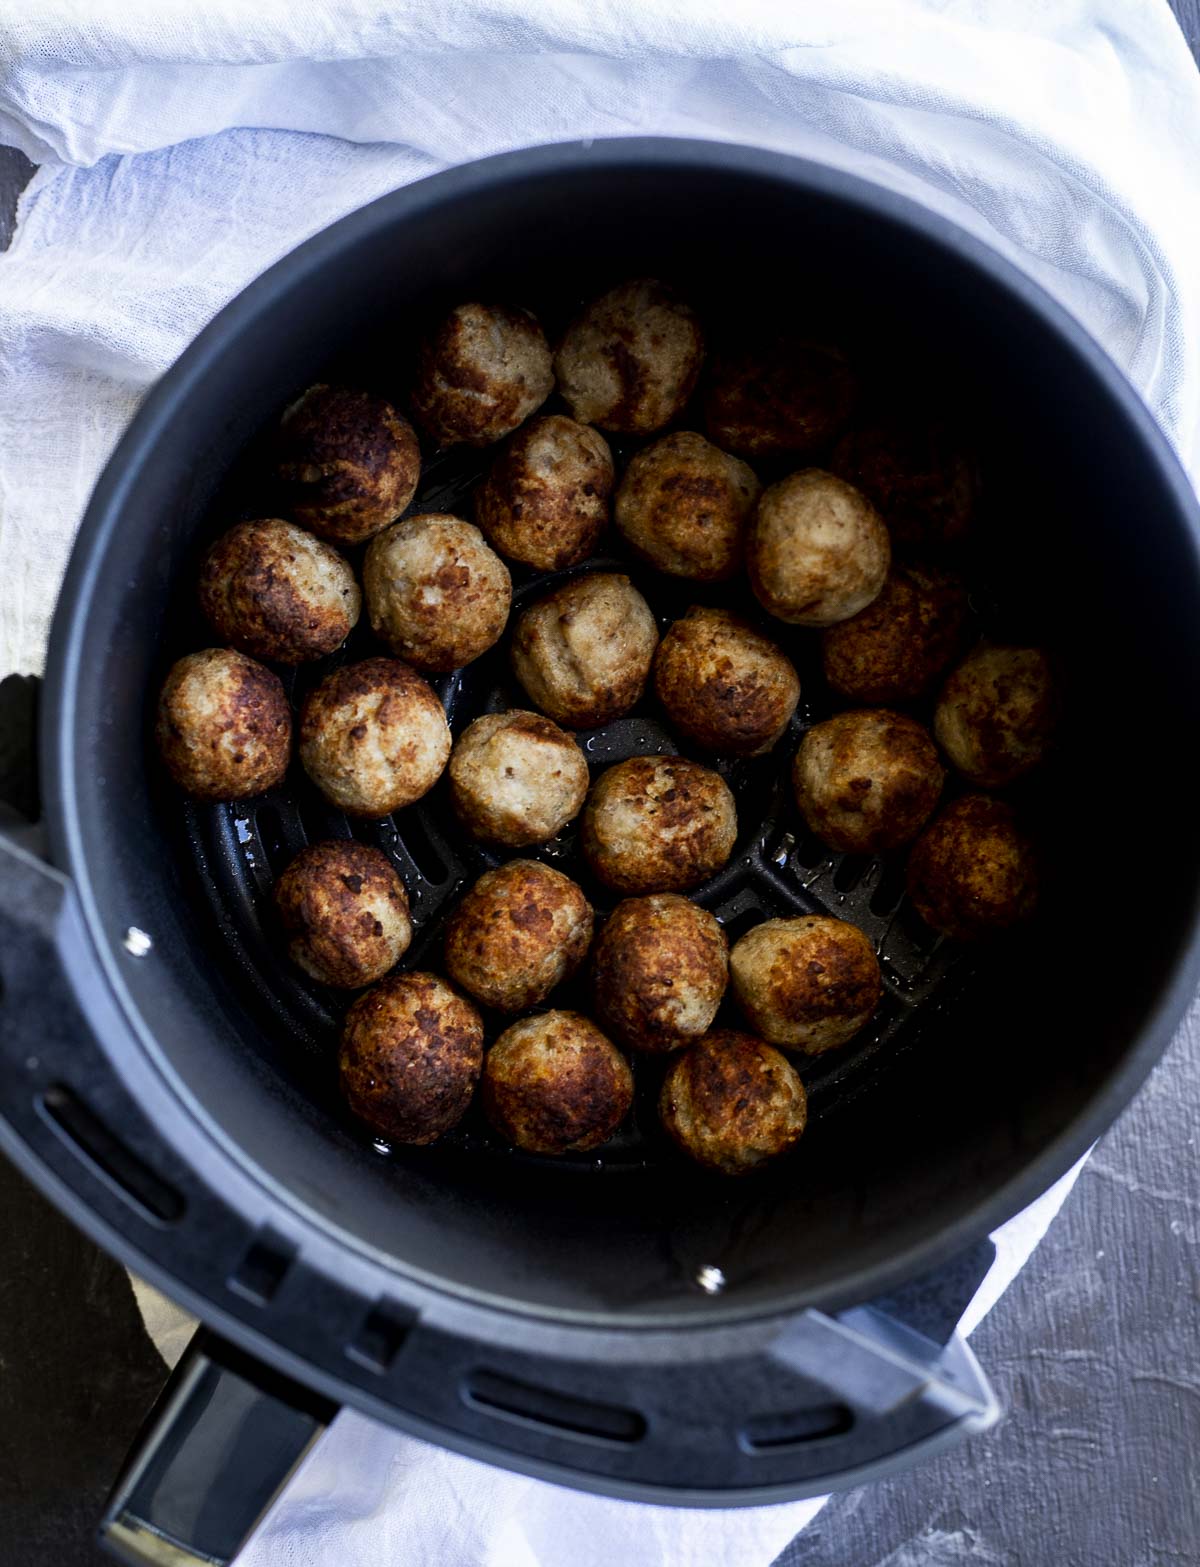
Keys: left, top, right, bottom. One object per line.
{"left": 2, "top": 2, "right": 1199, "bottom": 1563}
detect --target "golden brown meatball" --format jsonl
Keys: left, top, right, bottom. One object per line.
{"left": 483, "top": 1011, "right": 633, "bottom": 1155}
{"left": 653, "top": 607, "right": 800, "bottom": 758}
{"left": 554, "top": 279, "right": 704, "bottom": 435}
{"left": 831, "top": 416, "right": 977, "bottom": 552}
{"left": 821, "top": 565, "right": 968, "bottom": 704}
{"left": 363, "top": 514, "right": 511, "bottom": 673}
{"left": 906, "top": 793, "right": 1038, "bottom": 941}
{"left": 591, "top": 894, "right": 728, "bottom": 1054}
{"left": 748, "top": 470, "right": 890, "bottom": 627}
{"left": 442, "top": 860, "right": 593, "bottom": 1013}
{"left": 156, "top": 648, "right": 291, "bottom": 801}
{"left": 510, "top": 572, "right": 658, "bottom": 730}
{"left": 933, "top": 645, "right": 1059, "bottom": 788}
{"left": 475, "top": 415, "right": 614, "bottom": 571}
{"left": 730, "top": 915, "right": 881, "bottom": 1054}
{"left": 660, "top": 1030, "right": 807, "bottom": 1176}
{"left": 412, "top": 303, "right": 553, "bottom": 447}
{"left": 581, "top": 756, "right": 737, "bottom": 895}
{"left": 273, "top": 840, "right": 412, "bottom": 988}
{"left": 298, "top": 657, "right": 451, "bottom": 817}
{"left": 339, "top": 972, "right": 483, "bottom": 1145}
{"left": 614, "top": 432, "right": 760, "bottom": 582}
{"left": 276, "top": 384, "right": 420, "bottom": 545}
{"left": 448, "top": 710, "right": 589, "bottom": 848}
{"left": 703, "top": 338, "right": 856, "bottom": 458}
{"left": 793, "top": 709, "right": 944, "bottom": 855}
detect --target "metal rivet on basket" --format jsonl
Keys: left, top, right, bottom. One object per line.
{"left": 123, "top": 926, "right": 153, "bottom": 957}
{"left": 696, "top": 1264, "right": 726, "bottom": 1295}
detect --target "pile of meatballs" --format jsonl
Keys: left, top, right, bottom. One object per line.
{"left": 156, "top": 279, "right": 1057, "bottom": 1179}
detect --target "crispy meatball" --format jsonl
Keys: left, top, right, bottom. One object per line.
{"left": 483, "top": 1011, "right": 633, "bottom": 1155}
{"left": 832, "top": 416, "right": 977, "bottom": 552}
{"left": 273, "top": 840, "right": 411, "bottom": 988}
{"left": 581, "top": 756, "right": 737, "bottom": 895}
{"left": 475, "top": 415, "right": 614, "bottom": 571}
{"left": 592, "top": 894, "right": 728, "bottom": 1054}
{"left": 554, "top": 279, "right": 704, "bottom": 435}
{"left": 156, "top": 648, "right": 291, "bottom": 800}
{"left": 448, "top": 710, "right": 589, "bottom": 848}
{"left": 704, "top": 338, "right": 856, "bottom": 458}
{"left": 442, "top": 860, "right": 593, "bottom": 1013}
{"left": 793, "top": 709, "right": 944, "bottom": 855}
{"left": 907, "top": 793, "right": 1038, "bottom": 941}
{"left": 822, "top": 565, "right": 968, "bottom": 704}
{"left": 614, "top": 432, "right": 760, "bottom": 581}
{"left": 654, "top": 606, "right": 800, "bottom": 758}
{"left": 510, "top": 572, "right": 658, "bottom": 729}
{"left": 299, "top": 657, "right": 450, "bottom": 817}
{"left": 412, "top": 303, "right": 553, "bottom": 447}
{"left": 339, "top": 972, "right": 483, "bottom": 1145}
{"left": 934, "top": 645, "right": 1059, "bottom": 788}
{"left": 660, "top": 1030, "right": 807, "bottom": 1176}
{"left": 748, "top": 469, "right": 890, "bottom": 627}
{"left": 276, "top": 384, "right": 420, "bottom": 545}
{"left": 363, "top": 514, "right": 511, "bottom": 673}
{"left": 730, "top": 915, "right": 881, "bottom": 1054}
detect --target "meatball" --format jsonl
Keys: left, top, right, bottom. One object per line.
{"left": 554, "top": 279, "right": 704, "bottom": 434}
{"left": 933, "top": 645, "right": 1059, "bottom": 788}
{"left": 363, "top": 514, "right": 511, "bottom": 673}
{"left": 156, "top": 648, "right": 291, "bottom": 801}
{"left": 510, "top": 572, "right": 658, "bottom": 730}
{"left": 198, "top": 518, "right": 360, "bottom": 665}
{"left": 831, "top": 416, "right": 977, "bottom": 552}
{"left": 448, "top": 710, "right": 589, "bottom": 848}
{"left": 339, "top": 972, "right": 483, "bottom": 1145}
{"left": 703, "top": 338, "right": 856, "bottom": 458}
{"left": 442, "top": 860, "right": 593, "bottom": 1013}
{"left": 660, "top": 1030, "right": 807, "bottom": 1177}
{"left": 748, "top": 469, "right": 890, "bottom": 627}
{"left": 412, "top": 303, "right": 553, "bottom": 447}
{"left": 299, "top": 657, "right": 450, "bottom": 817}
{"left": 591, "top": 894, "right": 728, "bottom": 1054}
{"left": 822, "top": 565, "right": 968, "bottom": 704}
{"left": 653, "top": 606, "right": 800, "bottom": 758}
{"left": 906, "top": 793, "right": 1038, "bottom": 941}
{"left": 475, "top": 415, "right": 614, "bottom": 571}
{"left": 276, "top": 384, "right": 420, "bottom": 545}
{"left": 483, "top": 1011, "right": 633, "bottom": 1155}
{"left": 730, "top": 915, "right": 881, "bottom": 1054}
{"left": 581, "top": 756, "right": 737, "bottom": 895}
{"left": 614, "top": 431, "right": 760, "bottom": 582}
{"left": 792, "top": 709, "right": 944, "bottom": 855}
{"left": 273, "top": 840, "right": 411, "bottom": 988}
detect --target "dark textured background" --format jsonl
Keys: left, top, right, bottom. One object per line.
{"left": 3, "top": 8, "right": 1200, "bottom": 1558}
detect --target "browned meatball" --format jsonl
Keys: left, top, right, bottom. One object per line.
{"left": 483, "top": 1011, "right": 633, "bottom": 1155}
{"left": 614, "top": 432, "right": 760, "bottom": 582}
{"left": 339, "top": 972, "right": 483, "bottom": 1145}
{"left": 591, "top": 894, "right": 728, "bottom": 1054}
{"left": 363, "top": 514, "right": 511, "bottom": 673}
{"left": 831, "top": 416, "right": 977, "bottom": 552}
{"left": 273, "top": 840, "right": 411, "bottom": 988}
{"left": 581, "top": 756, "right": 737, "bottom": 895}
{"left": 554, "top": 279, "right": 704, "bottom": 434}
{"left": 934, "top": 645, "right": 1059, "bottom": 788}
{"left": 906, "top": 794, "right": 1038, "bottom": 941}
{"left": 792, "top": 709, "right": 944, "bottom": 855}
{"left": 748, "top": 470, "right": 890, "bottom": 627}
{"left": 730, "top": 915, "right": 881, "bottom": 1054}
{"left": 298, "top": 657, "right": 451, "bottom": 817}
{"left": 510, "top": 572, "right": 658, "bottom": 730}
{"left": 660, "top": 1030, "right": 807, "bottom": 1176}
{"left": 821, "top": 565, "right": 968, "bottom": 704}
{"left": 156, "top": 649, "right": 291, "bottom": 801}
{"left": 475, "top": 415, "right": 614, "bottom": 571}
{"left": 412, "top": 303, "right": 553, "bottom": 447}
{"left": 276, "top": 385, "right": 421, "bottom": 545}
{"left": 653, "top": 607, "right": 800, "bottom": 758}
{"left": 448, "top": 710, "right": 589, "bottom": 848}
{"left": 442, "top": 860, "right": 593, "bottom": 1013}
{"left": 704, "top": 338, "right": 856, "bottom": 458}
